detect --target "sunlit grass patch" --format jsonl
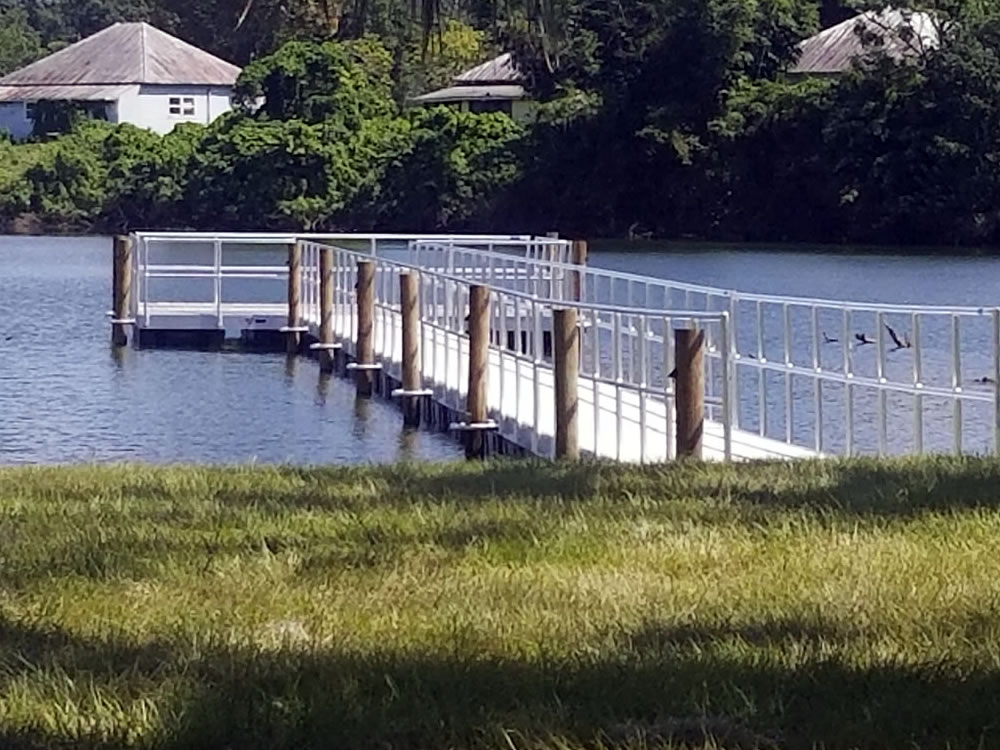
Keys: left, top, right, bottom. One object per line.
{"left": 0, "top": 458, "right": 1000, "bottom": 748}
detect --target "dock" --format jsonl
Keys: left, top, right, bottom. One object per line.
{"left": 109, "top": 232, "right": 1000, "bottom": 462}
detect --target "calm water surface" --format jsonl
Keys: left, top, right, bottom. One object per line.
{"left": 0, "top": 236, "right": 461, "bottom": 465}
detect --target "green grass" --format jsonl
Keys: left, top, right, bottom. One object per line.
{"left": 3, "top": 458, "right": 1000, "bottom": 748}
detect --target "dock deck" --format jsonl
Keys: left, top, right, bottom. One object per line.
{"left": 117, "top": 233, "right": 819, "bottom": 463}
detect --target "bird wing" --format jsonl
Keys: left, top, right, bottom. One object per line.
{"left": 885, "top": 324, "right": 904, "bottom": 349}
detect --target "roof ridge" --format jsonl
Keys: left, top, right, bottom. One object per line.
{"left": 140, "top": 22, "right": 148, "bottom": 82}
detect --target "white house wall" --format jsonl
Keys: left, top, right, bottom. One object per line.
{"left": 116, "top": 84, "right": 233, "bottom": 134}
{"left": 0, "top": 102, "right": 32, "bottom": 140}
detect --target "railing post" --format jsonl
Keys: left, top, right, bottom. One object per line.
{"left": 355, "top": 260, "right": 376, "bottom": 397}
{"left": 554, "top": 307, "right": 579, "bottom": 460}
{"left": 466, "top": 285, "right": 491, "bottom": 459}
{"left": 285, "top": 241, "right": 302, "bottom": 355}
{"left": 675, "top": 327, "right": 705, "bottom": 459}
{"left": 400, "top": 272, "right": 423, "bottom": 426}
{"left": 572, "top": 239, "right": 588, "bottom": 302}
{"left": 318, "top": 246, "right": 336, "bottom": 373}
{"left": 111, "top": 235, "right": 133, "bottom": 346}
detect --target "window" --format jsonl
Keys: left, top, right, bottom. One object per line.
{"left": 168, "top": 96, "right": 196, "bottom": 117}
{"left": 468, "top": 100, "right": 513, "bottom": 116}
{"left": 24, "top": 102, "right": 36, "bottom": 120}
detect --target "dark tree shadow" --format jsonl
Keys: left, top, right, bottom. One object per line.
{"left": 1, "top": 612, "right": 1000, "bottom": 749}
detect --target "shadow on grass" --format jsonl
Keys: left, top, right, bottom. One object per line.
{"left": 1, "top": 612, "right": 1000, "bottom": 749}
{"left": 9, "top": 456, "right": 1000, "bottom": 533}
{"left": 721, "top": 456, "right": 1000, "bottom": 518}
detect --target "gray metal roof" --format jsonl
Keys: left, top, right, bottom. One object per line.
{"left": 453, "top": 53, "right": 521, "bottom": 84}
{"left": 790, "top": 9, "right": 939, "bottom": 75}
{"left": 411, "top": 84, "right": 526, "bottom": 104}
{"left": 0, "top": 22, "right": 241, "bottom": 88}
{"left": 0, "top": 83, "right": 137, "bottom": 102}
{"left": 412, "top": 52, "right": 524, "bottom": 104}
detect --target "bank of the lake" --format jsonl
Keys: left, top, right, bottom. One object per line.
{"left": 2, "top": 458, "right": 1000, "bottom": 749}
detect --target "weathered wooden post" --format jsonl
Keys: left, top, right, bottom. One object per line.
{"left": 111, "top": 235, "right": 133, "bottom": 346}
{"left": 314, "top": 245, "right": 338, "bottom": 372}
{"left": 675, "top": 327, "right": 705, "bottom": 459}
{"left": 285, "top": 241, "right": 302, "bottom": 355}
{"left": 398, "top": 272, "right": 425, "bottom": 426}
{"left": 465, "top": 285, "right": 491, "bottom": 459}
{"left": 354, "top": 260, "right": 376, "bottom": 397}
{"left": 554, "top": 307, "right": 580, "bottom": 460}
{"left": 572, "top": 239, "right": 588, "bottom": 302}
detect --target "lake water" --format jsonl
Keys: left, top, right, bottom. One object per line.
{"left": 2, "top": 236, "right": 998, "bottom": 465}
{"left": 0, "top": 235, "right": 462, "bottom": 465}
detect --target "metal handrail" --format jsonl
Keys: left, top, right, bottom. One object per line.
{"left": 413, "top": 240, "right": 1000, "bottom": 458}
{"left": 302, "top": 239, "right": 733, "bottom": 461}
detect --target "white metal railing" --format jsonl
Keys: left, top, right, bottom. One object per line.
{"left": 412, "top": 241, "right": 1000, "bottom": 457}
{"left": 129, "top": 232, "right": 570, "bottom": 327}
{"left": 126, "top": 231, "right": 999, "bottom": 460}
{"left": 301, "top": 240, "right": 732, "bottom": 461}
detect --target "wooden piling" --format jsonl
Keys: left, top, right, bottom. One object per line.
{"left": 554, "top": 308, "right": 580, "bottom": 460}
{"left": 400, "top": 272, "right": 422, "bottom": 426}
{"left": 571, "top": 239, "right": 588, "bottom": 302}
{"left": 466, "top": 285, "right": 491, "bottom": 459}
{"left": 111, "top": 235, "right": 132, "bottom": 346}
{"left": 285, "top": 242, "right": 302, "bottom": 355}
{"left": 318, "top": 246, "right": 335, "bottom": 373}
{"left": 355, "top": 260, "right": 376, "bottom": 398}
{"left": 675, "top": 327, "right": 705, "bottom": 459}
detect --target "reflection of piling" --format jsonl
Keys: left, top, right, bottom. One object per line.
{"left": 111, "top": 235, "right": 133, "bottom": 346}
{"left": 554, "top": 308, "right": 579, "bottom": 460}
{"left": 354, "top": 260, "right": 376, "bottom": 398}
{"left": 675, "top": 327, "right": 705, "bottom": 459}
{"left": 465, "top": 285, "right": 491, "bottom": 459}
{"left": 399, "top": 272, "right": 424, "bottom": 426}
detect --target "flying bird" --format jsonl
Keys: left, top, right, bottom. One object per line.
{"left": 885, "top": 323, "right": 912, "bottom": 351}
{"left": 855, "top": 332, "right": 874, "bottom": 346}
{"left": 822, "top": 331, "right": 838, "bottom": 344}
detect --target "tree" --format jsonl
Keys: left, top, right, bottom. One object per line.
{"left": 20, "top": 121, "right": 111, "bottom": 226}
{"left": 0, "top": 7, "right": 42, "bottom": 75}
{"left": 233, "top": 37, "right": 395, "bottom": 124}
{"left": 369, "top": 106, "right": 524, "bottom": 229}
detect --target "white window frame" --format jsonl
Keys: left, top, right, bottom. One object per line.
{"left": 168, "top": 96, "right": 196, "bottom": 117}
{"left": 24, "top": 102, "right": 36, "bottom": 120}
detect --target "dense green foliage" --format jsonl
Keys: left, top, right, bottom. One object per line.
{"left": 6, "top": 0, "right": 1000, "bottom": 246}
{"left": 4, "top": 458, "right": 1000, "bottom": 747}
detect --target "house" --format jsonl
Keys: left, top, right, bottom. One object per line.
{"left": 0, "top": 22, "right": 241, "bottom": 140}
{"left": 790, "top": 9, "right": 939, "bottom": 75}
{"left": 410, "top": 52, "right": 534, "bottom": 122}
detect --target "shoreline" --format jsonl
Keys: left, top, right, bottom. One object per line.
{"left": 3, "top": 220, "right": 998, "bottom": 257}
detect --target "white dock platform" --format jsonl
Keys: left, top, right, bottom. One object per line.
{"left": 125, "top": 232, "right": 822, "bottom": 463}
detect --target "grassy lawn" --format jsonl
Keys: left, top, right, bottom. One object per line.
{"left": 2, "top": 458, "right": 1000, "bottom": 749}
